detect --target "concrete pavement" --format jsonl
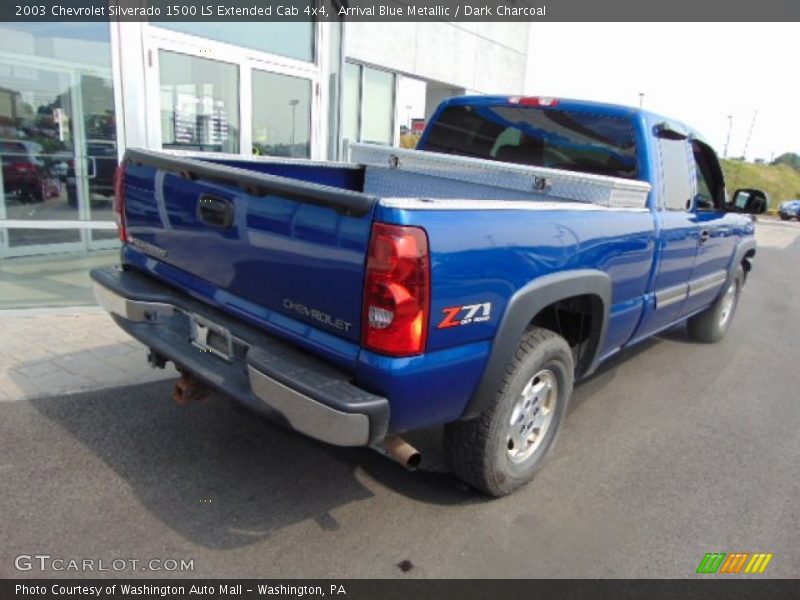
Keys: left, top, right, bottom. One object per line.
{"left": 0, "top": 310, "right": 176, "bottom": 402}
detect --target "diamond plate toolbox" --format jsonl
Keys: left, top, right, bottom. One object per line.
{"left": 349, "top": 143, "right": 652, "bottom": 209}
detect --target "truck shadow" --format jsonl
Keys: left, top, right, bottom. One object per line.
{"left": 28, "top": 380, "right": 478, "bottom": 550}
{"left": 568, "top": 325, "right": 684, "bottom": 413}
{"left": 26, "top": 323, "right": 693, "bottom": 550}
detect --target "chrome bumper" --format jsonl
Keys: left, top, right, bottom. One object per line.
{"left": 92, "top": 274, "right": 387, "bottom": 447}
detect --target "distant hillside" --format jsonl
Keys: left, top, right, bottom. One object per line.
{"left": 722, "top": 160, "right": 800, "bottom": 207}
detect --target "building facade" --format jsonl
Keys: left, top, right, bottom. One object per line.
{"left": 0, "top": 20, "right": 530, "bottom": 258}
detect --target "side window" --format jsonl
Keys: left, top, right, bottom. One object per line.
{"left": 690, "top": 140, "right": 725, "bottom": 211}
{"left": 658, "top": 138, "right": 692, "bottom": 211}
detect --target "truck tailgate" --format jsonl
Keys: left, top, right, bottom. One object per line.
{"left": 121, "top": 150, "right": 377, "bottom": 343}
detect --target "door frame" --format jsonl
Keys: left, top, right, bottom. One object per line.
{"left": 141, "top": 23, "right": 325, "bottom": 160}
{"left": 0, "top": 45, "right": 118, "bottom": 258}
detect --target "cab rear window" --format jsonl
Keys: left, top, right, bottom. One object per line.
{"left": 423, "top": 104, "right": 638, "bottom": 179}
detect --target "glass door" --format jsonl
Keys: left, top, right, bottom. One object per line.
{"left": 0, "top": 63, "right": 83, "bottom": 255}
{"left": 79, "top": 72, "right": 120, "bottom": 249}
{"left": 0, "top": 23, "right": 118, "bottom": 258}
{"left": 143, "top": 25, "right": 321, "bottom": 160}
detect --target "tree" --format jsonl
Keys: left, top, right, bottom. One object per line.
{"left": 772, "top": 152, "right": 800, "bottom": 171}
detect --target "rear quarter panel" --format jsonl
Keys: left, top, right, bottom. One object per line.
{"left": 356, "top": 203, "right": 656, "bottom": 431}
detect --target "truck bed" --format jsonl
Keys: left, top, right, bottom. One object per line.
{"left": 115, "top": 147, "right": 658, "bottom": 429}
{"left": 120, "top": 146, "right": 651, "bottom": 359}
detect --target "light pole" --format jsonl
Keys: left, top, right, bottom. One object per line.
{"left": 742, "top": 110, "right": 758, "bottom": 161}
{"left": 289, "top": 99, "right": 299, "bottom": 152}
{"left": 638, "top": 92, "right": 644, "bottom": 108}
{"left": 723, "top": 115, "right": 733, "bottom": 158}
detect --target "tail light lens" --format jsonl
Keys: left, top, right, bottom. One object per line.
{"left": 113, "top": 164, "right": 127, "bottom": 242}
{"left": 363, "top": 223, "right": 430, "bottom": 356}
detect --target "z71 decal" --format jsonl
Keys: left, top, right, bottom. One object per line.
{"left": 437, "top": 302, "right": 492, "bottom": 328}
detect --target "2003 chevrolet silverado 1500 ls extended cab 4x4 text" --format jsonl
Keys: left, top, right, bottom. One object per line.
{"left": 91, "top": 96, "right": 768, "bottom": 496}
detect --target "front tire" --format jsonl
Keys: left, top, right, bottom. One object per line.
{"left": 687, "top": 266, "right": 744, "bottom": 343}
{"left": 445, "top": 327, "right": 574, "bottom": 497}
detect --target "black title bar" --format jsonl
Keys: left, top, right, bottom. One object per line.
{"left": 2, "top": 0, "right": 799, "bottom": 22}
{"left": 4, "top": 579, "right": 800, "bottom": 600}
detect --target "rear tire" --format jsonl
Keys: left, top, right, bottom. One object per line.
{"left": 444, "top": 327, "right": 574, "bottom": 497}
{"left": 687, "top": 266, "right": 744, "bottom": 343}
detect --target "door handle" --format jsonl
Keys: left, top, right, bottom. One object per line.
{"left": 699, "top": 230, "right": 711, "bottom": 244}
{"left": 197, "top": 196, "right": 234, "bottom": 229}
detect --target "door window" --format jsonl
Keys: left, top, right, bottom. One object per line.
{"left": 659, "top": 138, "right": 692, "bottom": 211}
{"left": 0, "top": 23, "right": 117, "bottom": 255}
{"left": 158, "top": 51, "right": 240, "bottom": 153}
{"left": 361, "top": 68, "right": 394, "bottom": 145}
{"left": 251, "top": 71, "right": 312, "bottom": 158}
{"left": 690, "top": 140, "right": 725, "bottom": 211}
{"left": 341, "top": 63, "right": 396, "bottom": 150}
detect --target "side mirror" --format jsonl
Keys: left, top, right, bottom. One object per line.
{"left": 729, "top": 188, "right": 769, "bottom": 215}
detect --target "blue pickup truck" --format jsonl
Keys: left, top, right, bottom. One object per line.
{"left": 91, "top": 96, "right": 767, "bottom": 496}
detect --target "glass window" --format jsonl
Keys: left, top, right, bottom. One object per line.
{"left": 659, "top": 138, "right": 692, "bottom": 211}
{"left": 340, "top": 63, "right": 361, "bottom": 154}
{"left": 156, "top": 22, "right": 315, "bottom": 63}
{"left": 0, "top": 23, "right": 112, "bottom": 68}
{"left": 0, "top": 22, "right": 117, "bottom": 256}
{"left": 423, "top": 105, "right": 638, "bottom": 179}
{"left": 251, "top": 71, "right": 311, "bottom": 158}
{"left": 691, "top": 140, "right": 725, "bottom": 210}
{"left": 159, "top": 51, "right": 239, "bottom": 153}
{"left": 396, "top": 76, "right": 426, "bottom": 149}
{"left": 361, "top": 68, "right": 394, "bottom": 146}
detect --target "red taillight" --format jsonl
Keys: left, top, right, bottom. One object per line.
{"left": 508, "top": 96, "right": 559, "bottom": 107}
{"left": 113, "top": 164, "right": 127, "bottom": 242}
{"left": 363, "top": 223, "right": 430, "bottom": 357}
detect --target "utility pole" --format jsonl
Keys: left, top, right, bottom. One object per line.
{"left": 289, "top": 98, "right": 299, "bottom": 151}
{"left": 742, "top": 110, "right": 758, "bottom": 161}
{"left": 723, "top": 115, "right": 733, "bottom": 159}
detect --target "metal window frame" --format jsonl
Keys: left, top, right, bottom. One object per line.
{"left": 345, "top": 60, "right": 398, "bottom": 150}
{"left": 142, "top": 23, "right": 325, "bottom": 159}
{"left": 0, "top": 27, "right": 121, "bottom": 257}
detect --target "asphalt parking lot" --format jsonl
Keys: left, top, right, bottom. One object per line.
{"left": 1, "top": 218, "right": 798, "bottom": 579}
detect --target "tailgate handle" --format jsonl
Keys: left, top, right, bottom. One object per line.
{"left": 198, "top": 196, "right": 234, "bottom": 229}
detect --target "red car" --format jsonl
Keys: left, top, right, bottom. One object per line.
{"left": 1, "top": 139, "right": 45, "bottom": 203}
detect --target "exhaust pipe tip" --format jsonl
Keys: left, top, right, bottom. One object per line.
{"left": 374, "top": 434, "right": 422, "bottom": 471}
{"left": 173, "top": 371, "right": 212, "bottom": 405}
{"left": 405, "top": 451, "right": 422, "bottom": 471}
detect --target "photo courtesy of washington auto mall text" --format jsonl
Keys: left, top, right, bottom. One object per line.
{"left": 0, "top": 1, "right": 798, "bottom": 599}
{"left": 14, "top": 583, "right": 348, "bottom": 597}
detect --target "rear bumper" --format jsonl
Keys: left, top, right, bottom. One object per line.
{"left": 90, "top": 266, "right": 389, "bottom": 447}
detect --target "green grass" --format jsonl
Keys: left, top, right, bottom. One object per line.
{"left": 722, "top": 160, "right": 800, "bottom": 210}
